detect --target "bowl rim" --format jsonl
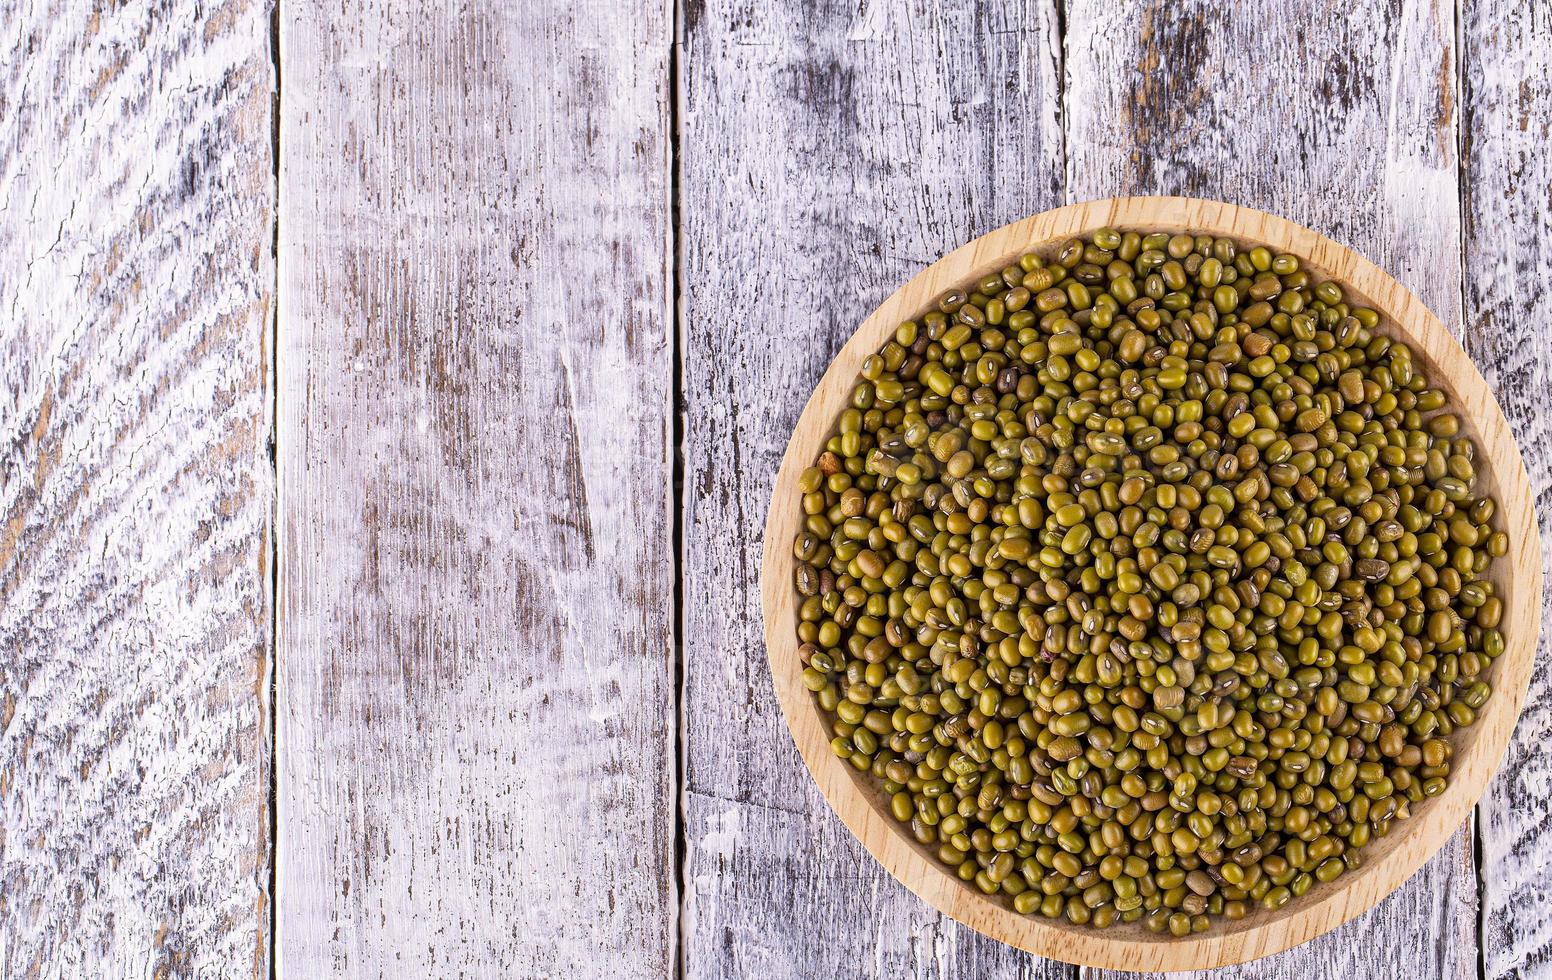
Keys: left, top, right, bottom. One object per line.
{"left": 759, "top": 196, "right": 1542, "bottom": 970}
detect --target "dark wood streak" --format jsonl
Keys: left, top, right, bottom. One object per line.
{"left": 0, "top": 0, "right": 274, "bottom": 975}
{"left": 681, "top": 1, "right": 1072, "bottom": 976}
{"left": 1462, "top": 4, "right": 1552, "bottom": 977}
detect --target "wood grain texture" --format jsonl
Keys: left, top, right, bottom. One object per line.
{"left": 761, "top": 197, "right": 1540, "bottom": 973}
{"left": 680, "top": 1, "right": 1073, "bottom": 977}
{"left": 276, "top": 2, "right": 673, "bottom": 977}
{"left": 1062, "top": 2, "right": 1480, "bottom": 976}
{"left": 1462, "top": 4, "right": 1552, "bottom": 978}
{"left": 0, "top": 0, "right": 274, "bottom": 976}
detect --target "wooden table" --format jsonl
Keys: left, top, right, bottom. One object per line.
{"left": 2, "top": 1, "right": 1549, "bottom": 977}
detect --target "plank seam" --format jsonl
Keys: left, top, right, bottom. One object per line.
{"left": 670, "top": 0, "right": 689, "bottom": 977}
{"left": 267, "top": 0, "right": 282, "bottom": 977}
{"left": 1454, "top": 0, "right": 1489, "bottom": 975}
{"left": 1056, "top": 0, "right": 1071, "bottom": 206}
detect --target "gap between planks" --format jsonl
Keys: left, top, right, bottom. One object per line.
{"left": 266, "top": 2, "right": 282, "bottom": 979}
{"left": 671, "top": 1, "right": 690, "bottom": 979}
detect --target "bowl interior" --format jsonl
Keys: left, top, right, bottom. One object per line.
{"left": 760, "top": 197, "right": 1541, "bottom": 971}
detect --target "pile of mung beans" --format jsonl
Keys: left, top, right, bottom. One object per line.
{"left": 791, "top": 228, "right": 1508, "bottom": 934}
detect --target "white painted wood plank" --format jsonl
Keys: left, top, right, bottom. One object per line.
{"left": 1462, "top": 4, "right": 1552, "bottom": 977}
{"left": 276, "top": 2, "right": 675, "bottom": 977}
{"left": 681, "top": 1, "right": 1074, "bottom": 976}
{"left": 1063, "top": 0, "right": 1477, "bottom": 976}
{"left": 0, "top": 0, "right": 275, "bottom": 975}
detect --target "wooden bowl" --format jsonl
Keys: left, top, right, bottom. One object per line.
{"left": 760, "top": 197, "right": 1541, "bottom": 970}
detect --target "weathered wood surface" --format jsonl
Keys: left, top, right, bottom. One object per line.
{"left": 275, "top": 2, "right": 674, "bottom": 977}
{"left": 0, "top": 0, "right": 275, "bottom": 976}
{"left": 1463, "top": 4, "right": 1552, "bottom": 978}
{"left": 680, "top": 2, "right": 1075, "bottom": 978}
{"left": 1062, "top": 1, "right": 1480, "bottom": 977}
{"left": 6, "top": 0, "right": 1552, "bottom": 975}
